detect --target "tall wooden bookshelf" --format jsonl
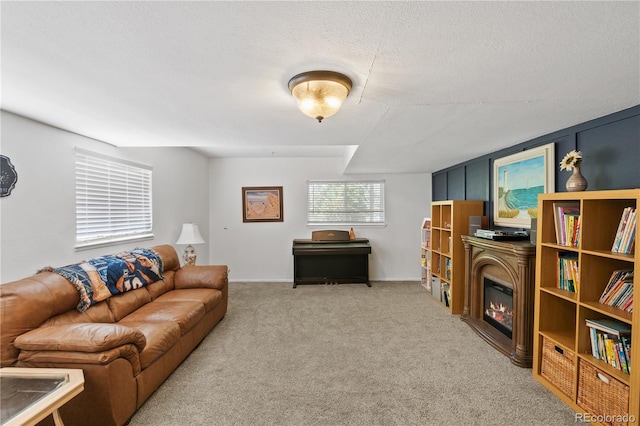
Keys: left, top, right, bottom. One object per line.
{"left": 532, "top": 189, "right": 639, "bottom": 425}
{"left": 429, "top": 200, "right": 484, "bottom": 314}
{"left": 421, "top": 218, "right": 432, "bottom": 291}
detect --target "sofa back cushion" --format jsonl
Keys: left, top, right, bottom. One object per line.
{"left": 146, "top": 270, "right": 175, "bottom": 300}
{"left": 107, "top": 287, "right": 152, "bottom": 321}
{"left": 0, "top": 273, "right": 79, "bottom": 365}
{"left": 41, "top": 301, "right": 115, "bottom": 327}
{"left": 152, "top": 244, "right": 180, "bottom": 272}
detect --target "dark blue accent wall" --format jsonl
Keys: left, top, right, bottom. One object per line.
{"left": 447, "top": 168, "right": 466, "bottom": 200}
{"left": 432, "top": 105, "right": 640, "bottom": 228}
{"left": 433, "top": 172, "right": 448, "bottom": 200}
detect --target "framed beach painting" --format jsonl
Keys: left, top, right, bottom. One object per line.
{"left": 493, "top": 143, "right": 554, "bottom": 228}
{"left": 242, "top": 186, "right": 284, "bottom": 222}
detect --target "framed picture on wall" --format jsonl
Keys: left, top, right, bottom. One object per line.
{"left": 242, "top": 186, "right": 284, "bottom": 222}
{"left": 493, "top": 143, "right": 554, "bottom": 228}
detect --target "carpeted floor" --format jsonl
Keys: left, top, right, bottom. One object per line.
{"left": 129, "top": 281, "right": 577, "bottom": 425}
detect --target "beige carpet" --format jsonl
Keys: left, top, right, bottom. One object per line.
{"left": 129, "top": 281, "right": 577, "bottom": 425}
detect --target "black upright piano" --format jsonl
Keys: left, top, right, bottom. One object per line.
{"left": 292, "top": 230, "right": 372, "bottom": 288}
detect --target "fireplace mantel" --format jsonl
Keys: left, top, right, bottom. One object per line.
{"left": 460, "top": 235, "right": 536, "bottom": 367}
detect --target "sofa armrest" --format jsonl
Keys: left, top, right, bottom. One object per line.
{"left": 174, "top": 265, "right": 228, "bottom": 291}
{"left": 17, "top": 344, "right": 143, "bottom": 376}
{"left": 14, "top": 323, "right": 146, "bottom": 353}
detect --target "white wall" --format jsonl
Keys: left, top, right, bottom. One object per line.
{"left": 0, "top": 111, "right": 210, "bottom": 282}
{"left": 0, "top": 112, "right": 432, "bottom": 283}
{"left": 209, "top": 157, "right": 431, "bottom": 281}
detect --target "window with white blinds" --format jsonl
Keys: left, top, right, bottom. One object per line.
{"left": 75, "top": 149, "right": 153, "bottom": 249}
{"left": 307, "top": 180, "right": 385, "bottom": 225}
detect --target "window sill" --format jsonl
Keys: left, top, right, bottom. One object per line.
{"left": 75, "top": 234, "right": 155, "bottom": 252}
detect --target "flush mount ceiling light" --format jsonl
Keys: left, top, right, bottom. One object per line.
{"left": 288, "top": 70, "right": 352, "bottom": 123}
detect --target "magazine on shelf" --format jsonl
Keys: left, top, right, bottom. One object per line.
{"left": 599, "top": 270, "right": 634, "bottom": 312}
{"left": 585, "top": 318, "right": 632, "bottom": 336}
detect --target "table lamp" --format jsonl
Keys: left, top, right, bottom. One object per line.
{"left": 175, "top": 223, "right": 206, "bottom": 266}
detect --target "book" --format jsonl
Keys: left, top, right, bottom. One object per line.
{"left": 617, "top": 341, "right": 630, "bottom": 374}
{"left": 589, "top": 326, "right": 599, "bottom": 358}
{"left": 620, "top": 210, "right": 636, "bottom": 253}
{"left": 445, "top": 258, "right": 451, "bottom": 280}
{"left": 622, "top": 335, "right": 632, "bottom": 373}
{"left": 604, "top": 335, "right": 618, "bottom": 368}
{"left": 624, "top": 221, "right": 636, "bottom": 254}
{"left": 597, "top": 331, "right": 606, "bottom": 360}
{"left": 585, "top": 318, "right": 632, "bottom": 337}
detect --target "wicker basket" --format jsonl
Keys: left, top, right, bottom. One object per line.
{"left": 577, "top": 359, "right": 630, "bottom": 426}
{"left": 540, "top": 337, "right": 575, "bottom": 397}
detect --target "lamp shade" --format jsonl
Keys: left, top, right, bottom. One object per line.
{"left": 288, "top": 71, "right": 352, "bottom": 123}
{"left": 175, "top": 223, "right": 206, "bottom": 245}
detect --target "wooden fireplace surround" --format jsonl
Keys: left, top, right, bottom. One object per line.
{"left": 460, "top": 235, "right": 536, "bottom": 368}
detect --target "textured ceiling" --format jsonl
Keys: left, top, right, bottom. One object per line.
{"left": 2, "top": 1, "right": 639, "bottom": 173}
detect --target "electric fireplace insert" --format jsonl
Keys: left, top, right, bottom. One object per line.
{"left": 483, "top": 277, "right": 514, "bottom": 339}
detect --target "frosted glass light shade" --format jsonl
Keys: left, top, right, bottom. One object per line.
{"left": 176, "top": 223, "right": 205, "bottom": 245}
{"left": 288, "top": 71, "right": 352, "bottom": 123}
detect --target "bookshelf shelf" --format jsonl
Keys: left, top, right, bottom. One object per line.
{"left": 428, "top": 200, "right": 484, "bottom": 314}
{"left": 578, "top": 353, "right": 631, "bottom": 385}
{"left": 539, "top": 330, "right": 575, "bottom": 352}
{"left": 540, "top": 287, "right": 578, "bottom": 303}
{"left": 533, "top": 189, "right": 639, "bottom": 425}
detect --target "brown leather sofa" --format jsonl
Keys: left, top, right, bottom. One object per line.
{"left": 0, "top": 244, "right": 228, "bottom": 426}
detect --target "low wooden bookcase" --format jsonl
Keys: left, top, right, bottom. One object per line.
{"left": 532, "top": 189, "right": 639, "bottom": 425}
{"left": 429, "top": 200, "right": 484, "bottom": 314}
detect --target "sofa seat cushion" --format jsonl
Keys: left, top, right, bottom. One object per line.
{"left": 119, "top": 300, "right": 205, "bottom": 335}
{"left": 118, "top": 321, "right": 180, "bottom": 369}
{"left": 154, "top": 288, "right": 222, "bottom": 313}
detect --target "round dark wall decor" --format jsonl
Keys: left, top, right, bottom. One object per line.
{"left": 0, "top": 155, "right": 18, "bottom": 197}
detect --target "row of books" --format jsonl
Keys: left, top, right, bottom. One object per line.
{"left": 444, "top": 258, "right": 451, "bottom": 280}
{"left": 557, "top": 252, "right": 579, "bottom": 292}
{"left": 599, "top": 270, "right": 634, "bottom": 313}
{"left": 421, "top": 268, "right": 431, "bottom": 290}
{"left": 586, "top": 318, "right": 632, "bottom": 374}
{"left": 553, "top": 202, "right": 580, "bottom": 247}
{"left": 612, "top": 207, "right": 636, "bottom": 254}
